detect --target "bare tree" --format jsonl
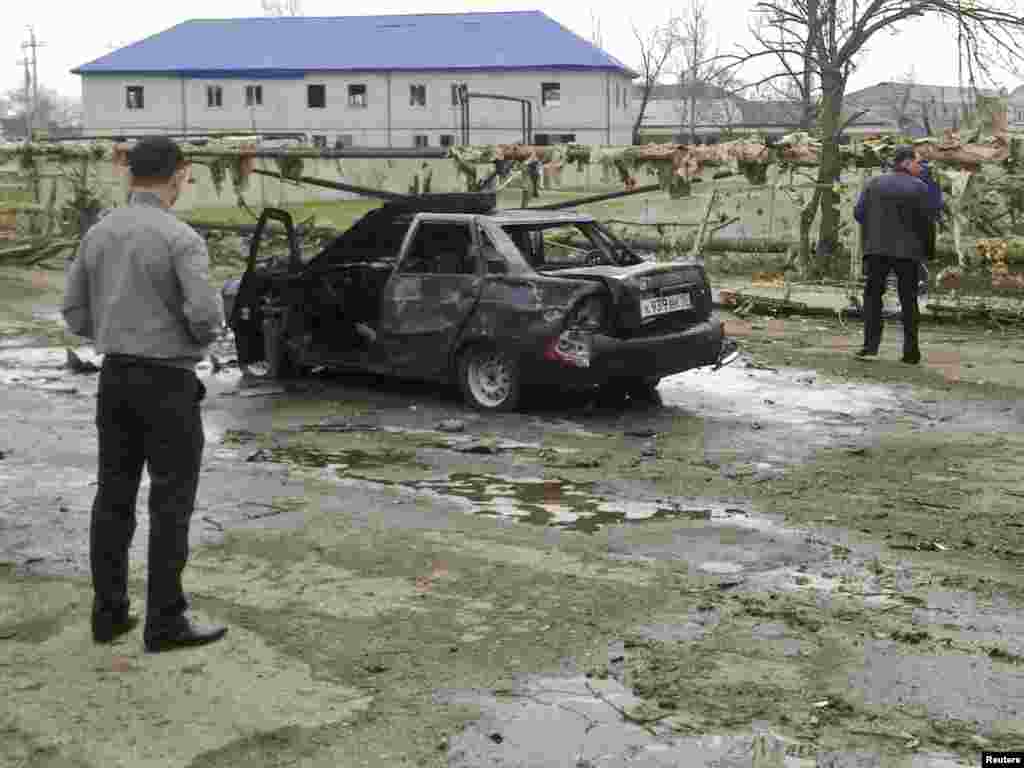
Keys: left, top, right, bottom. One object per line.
{"left": 632, "top": 20, "right": 680, "bottom": 145}
{"left": 4, "top": 86, "right": 69, "bottom": 128}
{"left": 724, "top": 0, "right": 1024, "bottom": 274}
{"left": 676, "top": 0, "right": 743, "bottom": 143}
{"left": 261, "top": 0, "right": 302, "bottom": 15}
{"left": 747, "top": 15, "right": 820, "bottom": 131}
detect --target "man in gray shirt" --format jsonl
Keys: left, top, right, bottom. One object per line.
{"left": 63, "top": 136, "right": 228, "bottom": 652}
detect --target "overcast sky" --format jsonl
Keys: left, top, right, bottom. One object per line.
{"left": 1, "top": 0, "right": 1015, "bottom": 104}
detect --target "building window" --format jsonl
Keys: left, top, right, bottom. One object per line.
{"left": 348, "top": 84, "right": 367, "bottom": 108}
{"left": 451, "top": 83, "right": 463, "bottom": 107}
{"left": 413, "top": 134, "right": 429, "bottom": 148}
{"left": 307, "top": 84, "right": 326, "bottom": 109}
{"left": 245, "top": 85, "right": 263, "bottom": 107}
{"left": 312, "top": 135, "right": 327, "bottom": 149}
{"left": 409, "top": 84, "right": 427, "bottom": 107}
{"left": 535, "top": 133, "right": 575, "bottom": 146}
{"left": 335, "top": 134, "right": 354, "bottom": 148}
{"left": 125, "top": 86, "right": 144, "bottom": 110}
{"left": 439, "top": 134, "right": 455, "bottom": 147}
{"left": 541, "top": 82, "right": 561, "bottom": 107}
{"left": 615, "top": 84, "right": 620, "bottom": 108}
{"left": 206, "top": 85, "right": 224, "bottom": 109}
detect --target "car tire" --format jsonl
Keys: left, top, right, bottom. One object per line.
{"left": 458, "top": 345, "right": 522, "bottom": 412}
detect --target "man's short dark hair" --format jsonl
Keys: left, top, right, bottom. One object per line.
{"left": 128, "top": 137, "right": 186, "bottom": 180}
{"left": 891, "top": 145, "right": 917, "bottom": 168}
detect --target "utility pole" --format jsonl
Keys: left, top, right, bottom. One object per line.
{"left": 22, "top": 26, "right": 46, "bottom": 138}
{"left": 16, "top": 55, "right": 32, "bottom": 139}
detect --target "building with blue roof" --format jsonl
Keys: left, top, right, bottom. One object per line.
{"left": 72, "top": 11, "right": 637, "bottom": 147}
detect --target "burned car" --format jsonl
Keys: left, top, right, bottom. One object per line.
{"left": 226, "top": 193, "right": 733, "bottom": 411}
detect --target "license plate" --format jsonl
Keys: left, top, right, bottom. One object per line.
{"left": 640, "top": 292, "right": 691, "bottom": 318}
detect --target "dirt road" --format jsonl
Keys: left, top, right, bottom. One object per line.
{"left": 1, "top": 266, "right": 1022, "bottom": 767}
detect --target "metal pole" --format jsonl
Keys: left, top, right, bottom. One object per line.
{"left": 17, "top": 57, "right": 31, "bottom": 139}
{"left": 22, "top": 27, "right": 45, "bottom": 138}
{"left": 247, "top": 166, "right": 413, "bottom": 201}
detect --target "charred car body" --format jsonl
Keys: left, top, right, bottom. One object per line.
{"left": 226, "top": 193, "right": 732, "bottom": 411}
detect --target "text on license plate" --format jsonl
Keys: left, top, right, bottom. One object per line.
{"left": 641, "top": 292, "right": 692, "bottom": 318}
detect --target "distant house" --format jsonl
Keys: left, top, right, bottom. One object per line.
{"left": 844, "top": 81, "right": 1018, "bottom": 135}
{"left": 70, "top": 11, "right": 637, "bottom": 147}
{"left": 635, "top": 83, "right": 889, "bottom": 143}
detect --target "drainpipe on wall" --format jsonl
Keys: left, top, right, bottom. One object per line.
{"left": 606, "top": 72, "right": 612, "bottom": 145}
{"left": 180, "top": 75, "right": 188, "bottom": 136}
{"left": 386, "top": 72, "right": 392, "bottom": 148}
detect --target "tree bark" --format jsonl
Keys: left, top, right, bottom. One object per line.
{"left": 814, "top": 67, "right": 847, "bottom": 277}
{"left": 632, "top": 89, "right": 652, "bottom": 145}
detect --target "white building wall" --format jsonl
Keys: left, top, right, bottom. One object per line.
{"left": 82, "top": 75, "right": 185, "bottom": 134}
{"left": 81, "top": 69, "right": 639, "bottom": 146}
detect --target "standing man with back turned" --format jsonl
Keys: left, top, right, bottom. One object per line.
{"left": 853, "top": 145, "right": 936, "bottom": 364}
{"left": 62, "top": 137, "right": 228, "bottom": 653}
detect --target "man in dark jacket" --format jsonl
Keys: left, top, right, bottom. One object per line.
{"left": 853, "top": 145, "right": 936, "bottom": 364}
{"left": 62, "top": 137, "right": 228, "bottom": 652}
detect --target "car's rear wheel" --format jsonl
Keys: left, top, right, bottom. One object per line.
{"left": 458, "top": 345, "right": 521, "bottom": 411}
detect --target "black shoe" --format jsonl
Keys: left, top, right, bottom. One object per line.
{"left": 92, "top": 610, "right": 139, "bottom": 644}
{"left": 854, "top": 348, "right": 878, "bottom": 359}
{"left": 901, "top": 351, "right": 921, "bottom": 365}
{"left": 144, "top": 616, "right": 227, "bottom": 653}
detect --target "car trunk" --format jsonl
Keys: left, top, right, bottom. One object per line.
{"left": 541, "top": 262, "right": 712, "bottom": 337}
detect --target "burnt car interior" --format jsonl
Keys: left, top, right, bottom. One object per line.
{"left": 502, "top": 222, "right": 642, "bottom": 271}
{"left": 399, "top": 222, "right": 476, "bottom": 275}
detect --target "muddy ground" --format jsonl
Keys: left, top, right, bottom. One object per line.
{"left": 1, "top": 265, "right": 1022, "bottom": 768}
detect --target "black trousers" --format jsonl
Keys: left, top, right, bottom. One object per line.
{"left": 862, "top": 253, "right": 920, "bottom": 356}
{"left": 90, "top": 357, "right": 205, "bottom": 632}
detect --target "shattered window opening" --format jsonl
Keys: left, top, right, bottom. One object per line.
{"left": 541, "top": 82, "right": 561, "bottom": 107}
{"left": 125, "top": 86, "right": 144, "bottom": 110}
{"left": 206, "top": 85, "right": 224, "bottom": 109}
{"left": 409, "top": 84, "right": 427, "bottom": 108}
{"left": 400, "top": 221, "right": 476, "bottom": 275}
{"left": 348, "top": 84, "right": 367, "bottom": 108}
{"left": 501, "top": 222, "right": 639, "bottom": 270}
{"left": 307, "top": 84, "right": 326, "bottom": 109}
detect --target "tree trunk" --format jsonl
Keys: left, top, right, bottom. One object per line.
{"left": 799, "top": 187, "right": 823, "bottom": 277}
{"left": 632, "top": 90, "right": 651, "bottom": 145}
{"left": 689, "top": 92, "right": 697, "bottom": 145}
{"left": 814, "top": 68, "right": 847, "bottom": 277}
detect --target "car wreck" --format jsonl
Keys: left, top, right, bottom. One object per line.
{"left": 226, "top": 193, "right": 734, "bottom": 411}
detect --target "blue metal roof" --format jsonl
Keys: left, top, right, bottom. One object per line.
{"left": 72, "top": 12, "right": 636, "bottom": 77}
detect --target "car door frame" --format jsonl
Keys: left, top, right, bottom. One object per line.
{"left": 375, "top": 213, "right": 486, "bottom": 380}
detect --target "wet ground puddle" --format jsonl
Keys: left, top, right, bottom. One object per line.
{"left": 244, "top": 443, "right": 762, "bottom": 534}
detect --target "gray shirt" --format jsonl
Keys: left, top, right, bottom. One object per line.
{"left": 62, "top": 190, "right": 224, "bottom": 369}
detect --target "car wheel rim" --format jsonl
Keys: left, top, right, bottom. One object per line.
{"left": 467, "top": 353, "right": 513, "bottom": 408}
